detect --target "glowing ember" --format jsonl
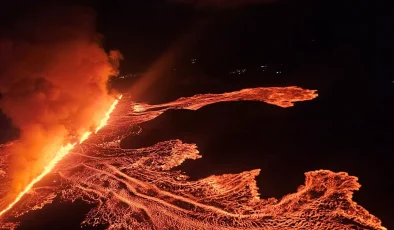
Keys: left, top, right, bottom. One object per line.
{"left": 0, "top": 96, "right": 121, "bottom": 219}
{"left": 0, "top": 87, "right": 386, "bottom": 230}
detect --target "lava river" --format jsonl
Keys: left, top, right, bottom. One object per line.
{"left": 0, "top": 86, "right": 386, "bottom": 229}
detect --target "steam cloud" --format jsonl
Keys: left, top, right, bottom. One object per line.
{"left": 0, "top": 5, "right": 122, "bottom": 197}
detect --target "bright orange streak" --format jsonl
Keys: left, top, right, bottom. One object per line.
{"left": 0, "top": 143, "right": 75, "bottom": 217}
{"left": 0, "top": 96, "right": 122, "bottom": 217}
{"left": 95, "top": 95, "right": 122, "bottom": 134}
{"left": 79, "top": 131, "right": 92, "bottom": 143}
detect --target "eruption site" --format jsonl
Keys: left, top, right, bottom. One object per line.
{"left": 0, "top": 84, "right": 386, "bottom": 229}
{"left": 0, "top": 5, "right": 122, "bottom": 221}
{"left": 0, "top": 4, "right": 386, "bottom": 230}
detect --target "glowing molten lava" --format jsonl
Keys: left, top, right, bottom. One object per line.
{"left": 0, "top": 143, "right": 75, "bottom": 218}
{"left": 0, "top": 96, "right": 121, "bottom": 219}
{"left": 95, "top": 95, "right": 122, "bottom": 134}
{"left": 0, "top": 87, "right": 386, "bottom": 230}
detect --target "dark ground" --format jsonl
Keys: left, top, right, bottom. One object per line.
{"left": 1, "top": 0, "right": 393, "bottom": 229}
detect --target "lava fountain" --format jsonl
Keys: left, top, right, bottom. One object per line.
{"left": 0, "top": 86, "right": 386, "bottom": 229}
{"left": 0, "top": 96, "right": 121, "bottom": 218}
{"left": 0, "top": 5, "right": 123, "bottom": 224}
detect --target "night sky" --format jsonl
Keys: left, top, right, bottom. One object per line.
{"left": 1, "top": 0, "right": 393, "bottom": 229}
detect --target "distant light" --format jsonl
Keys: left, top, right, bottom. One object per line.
{"left": 230, "top": 69, "right": 247, "bottom": 75}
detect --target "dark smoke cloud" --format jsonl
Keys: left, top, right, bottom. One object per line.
{"left": 171, "top": 0, "right": 276, "bottom": 8}
{"left": 0, "top": 5, "right": 122, "bottom": 196}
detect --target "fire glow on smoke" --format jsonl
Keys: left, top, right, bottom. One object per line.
{"left": 0, "top": 6, "right": 123, "bottom": 226}
{"left": 0, "top": 97, "right": 121, "bottom": 218}
{"left": 0, "top": 86, "right": 386, "bottom": 230}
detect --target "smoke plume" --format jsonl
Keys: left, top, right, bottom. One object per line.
{"left": 0, "top": 5, "right": 122, "bottom": 197}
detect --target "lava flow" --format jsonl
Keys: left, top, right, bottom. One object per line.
{"left": 0, "top": 87, "right": 386, "bottom": 230}
{"left": 0, "top": 96, "right": 121, "bottom": 219}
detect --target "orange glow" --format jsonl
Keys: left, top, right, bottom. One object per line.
{"left": 79, "top": 131, "right": 92, "bottom": 144}
{"left": 0, "top": 143, "right": 75, "bottom": 217}
{"left": 0, "top": 96, "right": 121, "bottom": 218}
{"left": 132, "top": 104, "right": 145, "bottom": 112}
{"left": 95, "top": 95, "right": 122, "bottom": 134}
{"left": 0, "top": 87, "right": 386, "bottom": 230}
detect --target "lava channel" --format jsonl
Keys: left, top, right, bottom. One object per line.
{"left": 0, "top": 87, "right": 386, "bottom": 230}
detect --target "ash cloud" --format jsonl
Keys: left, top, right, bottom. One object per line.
{"left": 0, "top": 5, "right": 122, "bottom": 195}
